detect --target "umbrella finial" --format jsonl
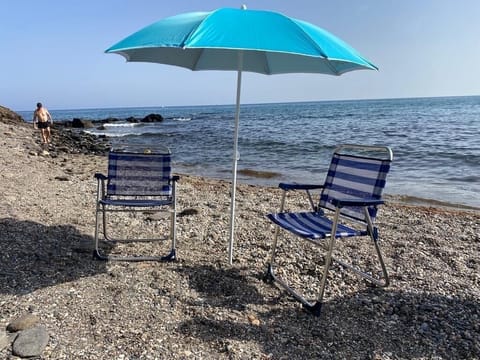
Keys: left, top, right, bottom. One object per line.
{"left": 241, "top": 4, "right": 247, "bottom": 10}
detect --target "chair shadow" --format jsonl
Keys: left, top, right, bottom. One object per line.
{"left": 177, "top": 272, "right": 480, "bottom": 359}
{"left": 0, "top": 217, "right": 107, "bottom": 295}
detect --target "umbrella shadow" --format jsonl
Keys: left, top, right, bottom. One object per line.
{"left": 177, "top": 284, "right": 480, "bottom": 359}
{"left": 0, "top": 217, "right": 108, "bottom": 294}
{"left": 175, "top": 264, "right": 267, "bottom": 311}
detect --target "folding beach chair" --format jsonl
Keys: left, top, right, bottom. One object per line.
{"left": 266, "top": 144, "right": 393, "bottom": 316}
{"left": 94, "top": 145, "right": 179, "bottom": 261}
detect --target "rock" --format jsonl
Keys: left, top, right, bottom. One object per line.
{"left": 12, "top": 326, "right": 49, "bottom": 358}
{"left": 7, "top": 314, "right": 40, "bottom": 332}
{"left": 141, "top": 113, "right": 163, "bottom": 122}
{"left": 55, "top": 176, "right": 70, "bottom": 181}
{"left": 0, "top": 105, "right": 25, "bottom": 124}
{"left": 0, "top": 330, "right": 14, "bottom": 351}
{"left": 247, "top": 314, "right": 261, "bottom": 326}
{"left": 72, "top": 118, "right": 94, "bottom": 128}
{"left": 178, "top": 208, "right": 199, "bottom": 217}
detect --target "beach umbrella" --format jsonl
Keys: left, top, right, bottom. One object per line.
{"left": 106, "top": 6, "right": 378, "bottom": 265}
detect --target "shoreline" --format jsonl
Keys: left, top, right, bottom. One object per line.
{"left": 1, "top": 107, "right": 480, "bottom": 358}
{"left": 13, "top": 104, "right": 480, "bottom": 211}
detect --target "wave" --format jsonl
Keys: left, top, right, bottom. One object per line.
{"left": 102, "top": 123, "right": 141, "bottom": 128}
{"left": 83, "top": 129, "right": 167, "bottom": 138}
{"left": 83, "top": 131, "right": 132, "bottom": 138}
{"left": 172, "top": 117, "right": 192, "bottom": 122}
{"left": 446, "top": 175, "right": 480, "bottom": 183}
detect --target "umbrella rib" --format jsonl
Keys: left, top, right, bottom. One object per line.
{"left": 283, "top": 17, "right": 342, "bottom": 75}
{"left": 262, "top": 51, "right": 272, "bottom": 75}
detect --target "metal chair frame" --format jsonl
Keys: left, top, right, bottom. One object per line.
{"left": 94, "top": 146, "right": 179, "bottom": 261}
{"left": 266, "top": 144, "right": 393, "bottom": 316}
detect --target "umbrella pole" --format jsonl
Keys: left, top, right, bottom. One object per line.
{"left": 228, "top": 51, "right": 243, "bottom": 265}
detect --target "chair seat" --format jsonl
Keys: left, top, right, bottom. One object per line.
{"left": 267, "top": 212, "right": 367, "bottom": 240}
{"left": 100, "top": 198, "right": 172, "bottom": 207}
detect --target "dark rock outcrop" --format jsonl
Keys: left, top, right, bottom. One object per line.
{"left": 71, "top": 118, "right": 94, "bottom": 128}
{"left": 0, "top": 106, "right": 164, "bottom": 157}
{"left": 60, "top": 113, "right": 164, "bottom": 127}
{"left": 141, "top": 113, "right": 163, "bottom": 122}
{"left": 0, "top": 105, "right": 25, "bottom": 124}
{"left": 1, "top": 105, "right": 110, "bottom": 156}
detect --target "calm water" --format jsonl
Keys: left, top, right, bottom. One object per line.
{"left": 18, "top": 96, "right": 480, "bottom": 208}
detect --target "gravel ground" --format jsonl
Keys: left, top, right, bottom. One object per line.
{"left": 0, "top": 117, "right": 479, "bottom": 359}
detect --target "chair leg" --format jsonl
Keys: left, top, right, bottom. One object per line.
{"left": 93, "top": 204, "right": 104, "bottom": 260}
{"left": 160, "top": 248, "right": 176, "bottom": 261}
{"left": 266, "top": 226, "right": 330, "bottom": 317}
{"left": 266, "top": 261, "right": 325, "bottom": 316}
{"left": 266, "top": 208, "right": 342, "bottom": 317}
{"left": 93, "top": 205, "right": 177, "bottom": 262}
{"left": 170, "top": 209, "right": 177, "bottom": 254}
{"left": 331, "top": 211, "right": 389, "bottom": 287}
{"left": 331, "top": 230, "right": 389, "bottom": 287}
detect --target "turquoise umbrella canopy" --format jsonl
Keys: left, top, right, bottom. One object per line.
{"left": 106, "top": 7, "right": 378, "bottom": 264}
{"left": 106, "top": 7, "right": 377, "bottom": 74}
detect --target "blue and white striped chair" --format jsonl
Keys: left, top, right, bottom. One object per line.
{"left": 266, "top": 144, "right": 393, "bottom": 316}
{"left": 94, "top": 145, "right": 179, "bottom": 261}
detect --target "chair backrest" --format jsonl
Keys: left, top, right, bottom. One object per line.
{"left": 106, "top": 146, "right": 173, "bottom": 197}
{"left": 319, "top": 144, "right": 392, "bottom": 222}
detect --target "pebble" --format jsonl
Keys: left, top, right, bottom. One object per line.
{"left": 7, "top": 314, "right": 40, "bottom": 332}
{"left": 0, "top": 331, "right": 12, "bottom": 351}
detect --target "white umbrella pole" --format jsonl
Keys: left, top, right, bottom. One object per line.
{"left": 228, "top": 51, "right": 243, "bottom": 265}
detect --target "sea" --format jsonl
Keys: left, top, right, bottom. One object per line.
{"left": 18, "top": 96, "right": 480, "bottom": 209}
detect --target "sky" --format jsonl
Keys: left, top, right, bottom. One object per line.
{"left": 2, "top": 0, "right": 480, "bottom": 111}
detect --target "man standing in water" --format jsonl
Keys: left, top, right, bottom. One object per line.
{"left": 33, "top": 102, "right": 53, "bottom": 144}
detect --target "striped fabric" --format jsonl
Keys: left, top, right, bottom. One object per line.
{"left": 106, "top": 151, "right": 172, "bottom": 196}
{"left": 268, "top": 148, "right": 391, "bottom": 240}
{"left": 319, "top": 153, "right": 391, "bottom": 222}
{"left": 267, "top": 211, "right": 367, "bottom": 240}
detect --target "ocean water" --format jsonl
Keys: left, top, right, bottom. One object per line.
{"left": 18, "top": 96, "right": 480, "bottom": 208}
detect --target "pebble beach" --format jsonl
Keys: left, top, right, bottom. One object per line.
{"left": 0, "top": 106, "right": 479, "bottom": 359}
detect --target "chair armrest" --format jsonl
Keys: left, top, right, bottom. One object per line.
{"left": 172, "top": 175, "right": 180, "bottom": 182}
{"left": 279, "top": 183, "right": 324, "bottom": 191}
{"left": 94, "top": 173, "right": 108, "bottom": 180}
{"left": 331, "top": 197, "right": 384, "bottom": 208}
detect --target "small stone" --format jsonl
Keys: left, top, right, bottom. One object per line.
{"left": 0, "top": 330, "right": 14, "bottom": 351}
{"left": 7, "top": 313, "right": 40, "bottom": 332}
{"left": 183, "top": 350, "right": 193, "bottom": 357}
{"left": 247, "top": 314, "right": 260, "bottom": 326}
{"left": 419, "top": 322, "right": 430, "bottom": 333}
{"left": 12, "top": 325, "right": 49, "bottom": 358}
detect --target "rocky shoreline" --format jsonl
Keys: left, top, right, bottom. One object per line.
{"left": 0, "top": 105, "right": 479, "bottom": 359}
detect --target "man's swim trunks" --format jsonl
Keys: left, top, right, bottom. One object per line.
{"left": 37, "top": 121, "right": 51, "bottom": 129}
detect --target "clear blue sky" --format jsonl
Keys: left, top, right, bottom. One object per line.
{"left": 2, "top": 0, "right": 479, "bottom": 111}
